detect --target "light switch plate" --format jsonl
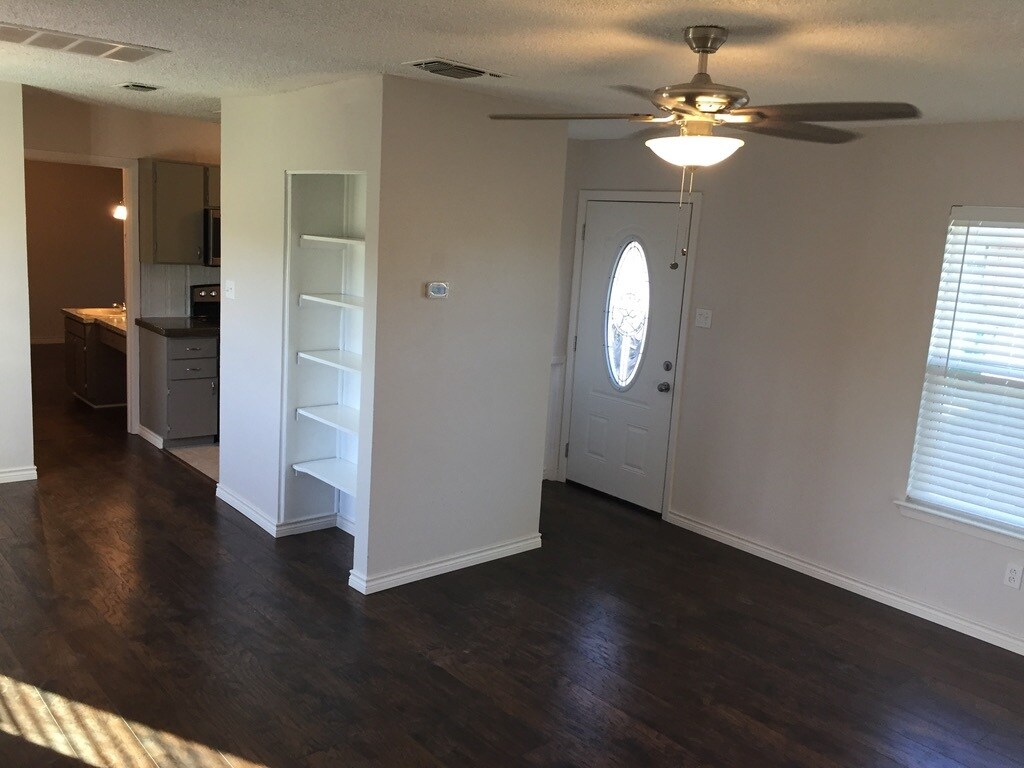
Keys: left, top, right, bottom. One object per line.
{"left": 695, "top": 308, "right": 712, "bottom": 329}
{"left": 223, "top": 280, "right": 236, "bottom": 299}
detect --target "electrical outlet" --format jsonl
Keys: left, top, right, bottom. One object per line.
{"left": 1005, "top": 563, "right": 1023, "bottom": 590}
{"left": 695, "top": 308, "right": 713, "bottom": 329}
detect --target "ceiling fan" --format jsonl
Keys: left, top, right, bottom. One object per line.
{"left": 490, "top": 24, "right": 920, "bottom": 169}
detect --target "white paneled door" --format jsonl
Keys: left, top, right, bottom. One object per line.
{"left": 567, "top": 200, "right": 690, "bottom": 511}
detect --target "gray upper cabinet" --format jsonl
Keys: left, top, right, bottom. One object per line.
{"left": 206, "top": 165, "right": 220, "bottom": 208}
{"left": 139, "top": 158, "right": 219, "bottom": 264}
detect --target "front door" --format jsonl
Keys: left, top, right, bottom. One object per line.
{"left": 566, "top": 200, "right": 691, "bottom": 511}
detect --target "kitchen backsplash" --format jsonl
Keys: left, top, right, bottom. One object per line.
{"left": 140, "top": 263, "right": 220, "bottom": 317}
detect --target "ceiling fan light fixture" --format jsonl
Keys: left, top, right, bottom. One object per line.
{"left": 645, "top": 134, "right": 744, "bottom": 167}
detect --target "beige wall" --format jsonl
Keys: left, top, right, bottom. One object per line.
{"left": 25, "top": 161, "right": 125, "bottom": 342}
{"left": 559, "top": 121, "right": 1024, "bottom": 650}
{"left": 369, "top": 76, "right": 566, "bottom": 578}
{"left": 0, "top": 83, "right": 35, "bottom": 482}
{"left": 23, "top": 87, "right": 219, "bottom": 163}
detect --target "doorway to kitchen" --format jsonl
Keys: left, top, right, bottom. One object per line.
{"left": 24, "top": 157, "right": 131, "bottom": 433}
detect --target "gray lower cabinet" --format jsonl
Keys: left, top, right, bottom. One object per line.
{"left": 139, "top": 330, "right": 219, "bottom": 441}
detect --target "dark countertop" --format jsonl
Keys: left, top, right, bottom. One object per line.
{"left": 136, "top": 317, "right": 220, "bottom": 338}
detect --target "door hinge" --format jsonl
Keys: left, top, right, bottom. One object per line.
{"left": 564, "top": 442, "right": 569, "bottom": 458}
{"left": 581, "top": 222, "right": 586, "bottom": 241}
{"left": 573, "top": 335, "right": 577, "bottom": 352}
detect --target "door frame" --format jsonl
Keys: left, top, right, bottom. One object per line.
{"left": 556, "top": 189, "right": 703, "bottom": 518}
{"left": 24, "top": 149, "right": 142, "bottom": 435}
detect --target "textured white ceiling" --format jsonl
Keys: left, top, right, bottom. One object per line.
{"left": 2, "top": 0, "right": 1023, "bottom": 137}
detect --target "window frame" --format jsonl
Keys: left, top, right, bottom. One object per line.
{"left": 899, "top": 205, "right": 1024, "bottom": 545}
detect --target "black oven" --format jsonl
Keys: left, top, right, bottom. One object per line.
{"left": 204, "top": 208, "right": 220, "bottom": 267}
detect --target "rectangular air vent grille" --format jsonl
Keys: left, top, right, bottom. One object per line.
{"left": 0, "top": 22, "right": 168, "bottom": 62}
{"left": 407, "top": 58, "right": 504, "bottom": 80}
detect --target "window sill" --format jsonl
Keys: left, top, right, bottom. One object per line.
{"left": 894, "top": 499, "right": 1024, "bottom": 550}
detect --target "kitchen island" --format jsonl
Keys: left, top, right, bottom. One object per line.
{"left": 62, "top": 307, "right": 127, "bottom": 407}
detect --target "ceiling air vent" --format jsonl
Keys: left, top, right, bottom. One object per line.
{"left": 0, "top": 22, "right": 168, "bottom": 62}
{"left": 118, "top": 82, "right": 161, "bottom": 93}
{"left": 407, "top": 58, "right": 504, "bottom": 80}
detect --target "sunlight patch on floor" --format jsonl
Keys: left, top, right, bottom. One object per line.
{"left": 0, "top": 673, "right": 265, "bottom": 767}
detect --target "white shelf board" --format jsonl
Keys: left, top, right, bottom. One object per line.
{"left": 293, "top": 458, "right": 357, "bottom": 495}
{"left": 299, "top": 234, "right": 365, "bottom": 247}
{"left": 297, "top": 349, "right": 362, "bottom": 373}
{"left": 299, "top": 293, "right": 364, "bottom": 310}
{"left": 296, "top": 404, "right": 360, "bottom": 435}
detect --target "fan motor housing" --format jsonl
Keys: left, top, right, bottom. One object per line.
{"left": 653, "top": 75, "right": 750, "bottom": 114}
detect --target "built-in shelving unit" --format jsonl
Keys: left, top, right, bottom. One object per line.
{"left": 280, "top": 172, "right": 369, "bottom": 537}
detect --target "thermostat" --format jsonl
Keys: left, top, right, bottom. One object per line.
{"left": 425, "top": 281, "right": 450, "bottom": 299}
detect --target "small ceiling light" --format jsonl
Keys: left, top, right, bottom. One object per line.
{"left": 645, "top": 134, "right": 744, "bottom": 167}
{"left": 113, "top": 202, "right": 128, "bottom": 220}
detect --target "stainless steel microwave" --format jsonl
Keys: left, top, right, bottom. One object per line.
{"left": 204, "top": 208, "right": 220, "bottom": 267}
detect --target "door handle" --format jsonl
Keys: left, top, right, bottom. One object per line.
{"left": 657, "top": 382, "right": 671, "bottom": 393}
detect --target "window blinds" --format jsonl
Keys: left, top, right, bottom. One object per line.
{"left": 907, "top": 207, "right": 1024, "bottom": 528}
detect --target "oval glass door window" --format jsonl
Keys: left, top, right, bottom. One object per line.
{"left": 605, "top": 239, "right": 650, "bottom": 389}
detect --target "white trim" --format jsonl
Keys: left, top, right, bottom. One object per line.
{"left": 337, "top": 512, "right": 356, "bottom": 535}
{"left": 216, "top": 484, "right": 277, "bottom": 536}
{"left": 0, "top": 466, "right": 38, "bottom": 484}
{"left": 895, "top": 499, "right": 1024, "bottom": 550}
{"left": 557, "top": 190, "right": 702, "bottom": 519}
{"left": 31, "top": 336, "right": 64, "bottom": 345}
{"left": 275, "top": 513, "right": 338, "bottom": 537}
{"left": 136, "top": 425, "right": 164, "bottom": 450}
{"left": 348, "top": 533, "right": 542, "bottom": 594}
{"left": 216, "top": 484, "right": 340, "bottom": 538}
{"left": 24, "top": 150, "right": 142, "bottom": 437}
{"left": 665, "top": 508, "right": 1024, "bottom": 657}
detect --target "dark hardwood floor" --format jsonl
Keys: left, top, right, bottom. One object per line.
{"left": 2, "top": 345, "right": 1023, "bottom": 767}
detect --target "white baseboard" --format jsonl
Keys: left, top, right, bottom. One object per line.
{"left": 215, "top": 484, "right": 276, "bottom": 536}
{"left": 0, "top": 466, "right": 38, "bottom": 484}
{"left": 215, "top": 484, "right": 339, "bottom": 538}
{"left": 136, "top": 425, "right": 164, "bottom": 449}
{"left": 664, "top": 508, "right": 1024, "bottom": 657}
{"left": 336, "top": 513, "right": 356, "bottom": 535}
{"left": 276, "top": 513, "right": 338, "bottom": 537}
{"left": 349, "top": 533, "right": 542, "bottom": 595}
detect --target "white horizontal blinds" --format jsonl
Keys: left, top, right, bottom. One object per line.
{"left": 908, "top": 206, "right": 1024, "bottom": 523}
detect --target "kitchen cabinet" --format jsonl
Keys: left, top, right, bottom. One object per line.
{"left": 139, "top": 328, "right": 219, "bottom": 442}
{"left": 139, "top": 158, "right": 220, "bottom": 264}
{"left": 206, "top": 165, "right": 220, "bottom": 208}
{"left": 63, "top": 315, "right": 127, "bottom": 407}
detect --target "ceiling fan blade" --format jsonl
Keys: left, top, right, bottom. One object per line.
{"left": 611, "top": 85, "right": 654, "bottom": 101}
{"left": 489, "top": 112, "right": 661, "bottom": 121}
{"left": 729, "top": 121, "right": 860, "bottom": 144}
{"left": 732, "top": 102, "right": 920, "bottom": 122}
